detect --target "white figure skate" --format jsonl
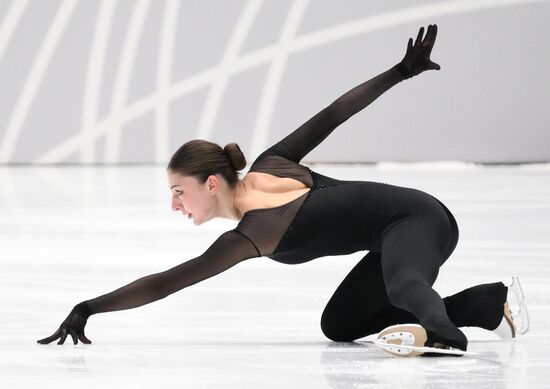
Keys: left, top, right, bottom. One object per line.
{"left": 494, "top": 276, "right": 529, "bottom": 339}
{"left": 374, "top": 323, "right": 477, "bottom": 357}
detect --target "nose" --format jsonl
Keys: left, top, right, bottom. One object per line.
{"left": 171, "top": 197, "right": 181, "bottom": 212}
{"left": 172, "top": 197, "right": 190, "bottom": 215}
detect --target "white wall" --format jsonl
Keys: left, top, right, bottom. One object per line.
{"left": 0, "top": 0, "right": 548, "bottom": 164}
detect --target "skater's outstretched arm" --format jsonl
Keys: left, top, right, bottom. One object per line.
{"left": 265, "top": 24, "right": 441, "bottom": 164}
{"left": 37, "top": 230, "right": 260, "bottom": 345}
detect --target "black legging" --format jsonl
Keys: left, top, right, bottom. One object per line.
{"left": 320, "top": 206, "right": 507, "bottom": 350}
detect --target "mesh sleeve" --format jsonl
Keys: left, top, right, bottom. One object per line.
{"left": 81, "top": 230, "right": 261, "bottom": 315}
{"left": 266, "top": 64, "right": 405, "bottom": 163}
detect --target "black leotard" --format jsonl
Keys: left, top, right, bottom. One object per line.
{"left": 76, "top": 64, "right": 507, "bottom": 350}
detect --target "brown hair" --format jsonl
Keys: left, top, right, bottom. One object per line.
{"left": 167, "top": 139, "right": 247, "bottom": 188}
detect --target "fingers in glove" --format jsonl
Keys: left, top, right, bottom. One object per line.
{"left": 415, "top": 26, "right": 424, "bottom": 47}
{"left": 423, "top": 24, "right": 433, "bottom": 46}
{"left": 58, "top": 328, "right": 68, "bottom": 345}
{"left": 79, "top": 332, "right": 92, "bottom": 344}
{"left": 424, "top": 24, "right": 438, "bottom": 51}
{"left": 425, "top": 24, "right": 440, "bottom": 70}
{"left": 429, "top": 24, "right": 438, "bottom": 46}
{"left": 407, "top": 37, "right": 413, "bottom": 54}
{"left": 430, "top": 61, "right": 441, "bottom": 70}
{"left": 69, "top": 329, "right": 78, "bottom": 345}
{"left": 37, "top": 328, "right": 62, "bottom": 344}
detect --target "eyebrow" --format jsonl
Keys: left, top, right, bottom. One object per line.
{"left": 170, "top": 185, "right": 181, "bottom": 190}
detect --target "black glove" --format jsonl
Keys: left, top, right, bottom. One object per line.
{"left": 397, "top": 24, "right": 441, "bottom": 79}
{"left": 37, "top": 302, "right": 93, "bottom": 345}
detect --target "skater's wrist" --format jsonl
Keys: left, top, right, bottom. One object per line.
{"left": 395, "top": 62, "right": 412, "bottom": 80}
{"left": 73, "top": 301, "right": 93, "bottom": 318}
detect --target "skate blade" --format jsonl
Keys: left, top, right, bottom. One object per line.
{"left": 376, "top": 324, "right": 428, "bottom": 357}
{"left": 374, "top": 340, "right": 478, "bottom": 356}
{"left": 509, "top": 276, "right": 529, "bottom": 335}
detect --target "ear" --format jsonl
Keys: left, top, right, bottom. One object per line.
{"left": 206, "top": 175, "right": 220, "bottom": 193}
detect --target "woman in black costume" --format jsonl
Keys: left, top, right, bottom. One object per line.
{"left": 38, "top": 25, "right": 526, "bottom": 356}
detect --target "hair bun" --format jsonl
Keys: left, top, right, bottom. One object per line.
{"left": 223, "top": 143, "right": 247, "bottom": 171}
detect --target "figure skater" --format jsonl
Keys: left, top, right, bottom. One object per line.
{"left": 37, "top": 25, "right": 528, "bottom": 356}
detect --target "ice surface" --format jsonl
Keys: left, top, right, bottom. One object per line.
{"left": 1, "top": 164, "right": 549, "bottom": 388}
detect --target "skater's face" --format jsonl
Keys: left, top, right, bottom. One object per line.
{"left": 167, "top": 170, "right": 218, "bottom": 226}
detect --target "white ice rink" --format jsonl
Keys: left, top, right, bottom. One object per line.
{"left": 1, "top": 164, "right": 549, "bottom": 388}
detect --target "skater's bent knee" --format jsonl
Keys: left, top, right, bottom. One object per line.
{"left": 320, "top": 315, "right": 356, "bottom": 342}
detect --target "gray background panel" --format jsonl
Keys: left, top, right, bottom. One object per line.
{"left": 0, "top": 0, "right": 548, "bottom": 164}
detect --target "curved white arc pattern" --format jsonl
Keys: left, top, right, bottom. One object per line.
{"left": 104, "top": 0, "right": 150, "bottom": 164}
{"left": 80, "top": 0, "right": 117, "bottom": 164}
{"left": 33, "top": 0, "right": 548, "bottom": 164}
{"left": 155, "top": 0, "right": 180, "bottom": 163}
{"left": 35, "top": 94, "right": 158, "bottom": 164}
{"left": 293, "top": 0, "right": 548, "bottom": 53}
{"left": 250, "top": 0, "right": 309, "bottom": 161}
{"left": 0, "top": 0, "right": 29, "bottom": 63}
{"left": 0, "top": 0, "right": 77, "bottom": 163}
{"left": 195, "top": 0, "right": 264, "bottom": 141}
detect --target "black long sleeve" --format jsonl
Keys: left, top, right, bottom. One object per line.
{"left": 266, "top": 64, "right": 406, "bottom": 163}
{"left": 80, "top": 230, "right": 260, "bottom": 316}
